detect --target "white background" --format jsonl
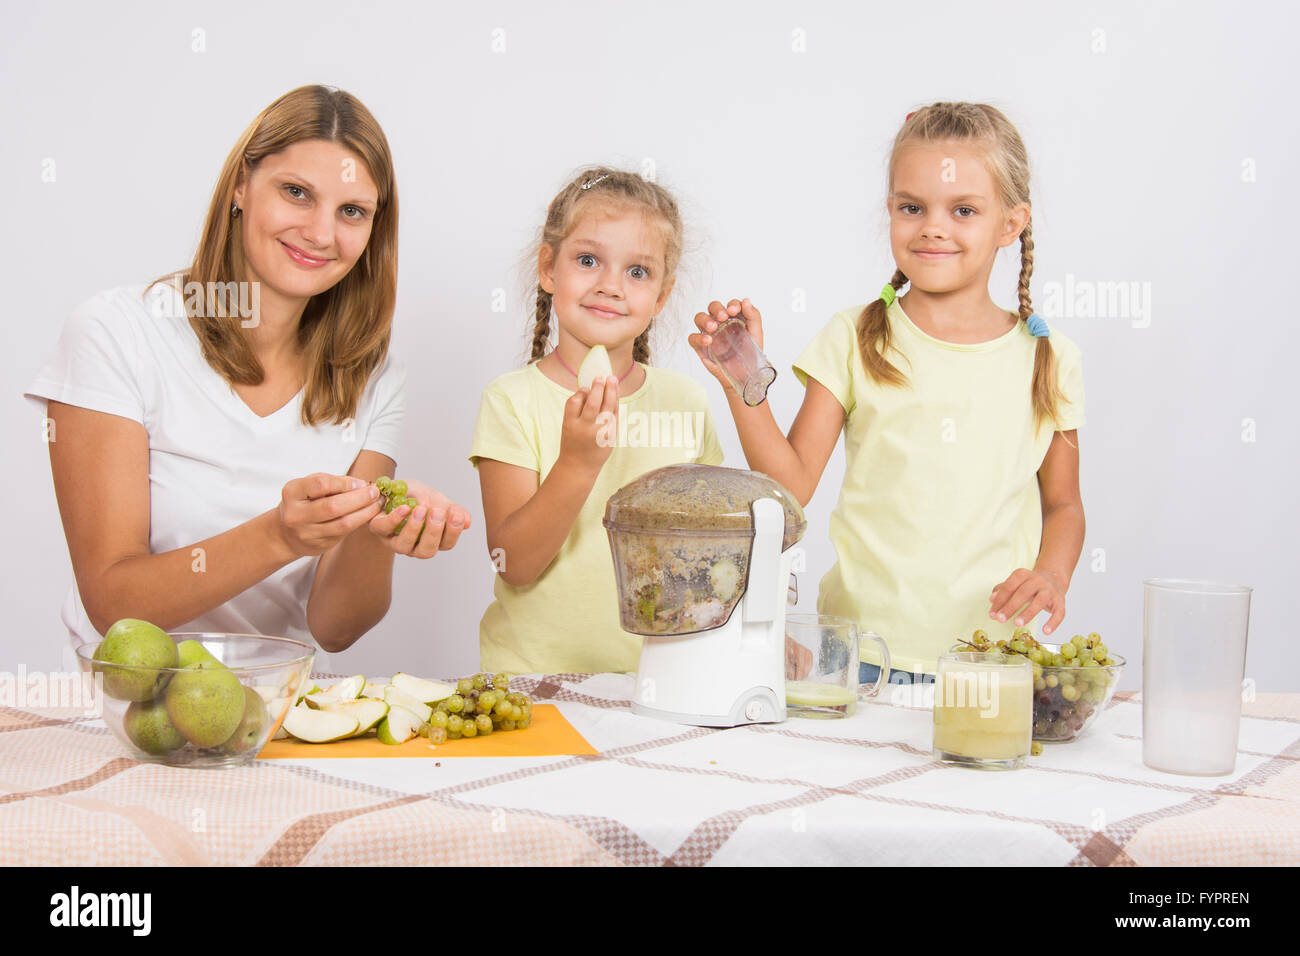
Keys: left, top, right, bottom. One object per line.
{"left": 2, "top": 1, "right": 1295, "bottom": 689}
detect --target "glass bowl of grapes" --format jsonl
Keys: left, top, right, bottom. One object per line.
{"left": 952, "top": 629, "right": 1125, "bottom": 743}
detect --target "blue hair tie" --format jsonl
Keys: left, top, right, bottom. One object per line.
{"left": 880, "top": 284, "right": 896, "bottom": 307}
{"left": 1026, "top": 313, "right": 1050, "bottom": 337}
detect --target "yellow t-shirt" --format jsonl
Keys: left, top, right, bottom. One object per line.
{"left": 469, "top": 363, "right": 725, "bottom": 674}
{"left": 792, "top": 300, "right": 1085, "bottom": 674}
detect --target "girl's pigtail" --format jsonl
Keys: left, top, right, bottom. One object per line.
{"left": 854, "top": 268, "right": 910, "bottom": 386}
{"left": 1017, "top": 222, "right": 1065, "bottom": 432}
{"left": 632, "top": 326, "right": 651, "bottom": 364}
{"left": 529, "top": 286, "right": 553, "bottom": 362}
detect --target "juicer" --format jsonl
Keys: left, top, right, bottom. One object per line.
{"left": 603, "top": 465, "right": 807, "bottom": 727}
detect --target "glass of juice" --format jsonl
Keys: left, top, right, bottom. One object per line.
{"left": 933, "top": 652, "right": 1032, "bottom": 770}
{"left": 705, "top": 316, "right": 777, "bottom": 407}
{"left": 784, "top": 614, "right": 891, "bottom": 718}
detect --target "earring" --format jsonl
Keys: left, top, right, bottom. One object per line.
{"left": 230, "top": 202, "right": 241, "bottom": 218}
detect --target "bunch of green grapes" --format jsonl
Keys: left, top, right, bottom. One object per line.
{"left": 420, "top": 673, "right": 534, "bottom": 744}
{"left": 375, "top": 476, "right": 420, "bottom": 533}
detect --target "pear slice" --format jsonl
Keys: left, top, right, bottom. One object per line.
{"left": 282, "top": 705, "right": 359, "bottom": 743}
{"left": 577, "top": 345, "right": 614, "bottom": 390}
{"left": 303, "top": 692, "right": 342, "bottom": 710}
{"left": 375, "top": 705, "right": 422, "bottom": 745}
{"left": 325, "top": 675, "right": 365, "bottom": 700}
{"left": 362, "top": 681, "right": 390, "bottom": 700}
{"left": 390, "top": 673, "right": 456, "bottom": 705}
{"left": 321, "top": 698, "right": 389, "bottom": 737}
{"left": 383, "top": 686, "right": 432, "bottom": 724}
{"left": 292, "top": 680, "right": 322, "bottom": 705}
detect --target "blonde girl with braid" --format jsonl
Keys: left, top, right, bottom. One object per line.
{"left": 690, "top": 103, "right": 1085, "bottom": 681}
{"left": 469, "top": 168, "right": 724, "bottom": 674}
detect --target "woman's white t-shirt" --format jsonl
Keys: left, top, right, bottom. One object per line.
{"left": 23, "top": 282, "right": 405, "bottom": 650}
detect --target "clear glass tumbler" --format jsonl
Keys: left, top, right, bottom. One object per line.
{"left": 933, "top": 652, "right": 1033, "bottom": 770}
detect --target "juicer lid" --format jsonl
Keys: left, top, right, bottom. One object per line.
{"left": 602, "top": 464, "right": 806, "bottom": 549}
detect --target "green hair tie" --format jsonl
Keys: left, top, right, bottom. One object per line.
{"left": 880, "top": 284, "right": 896, "bottom": 307}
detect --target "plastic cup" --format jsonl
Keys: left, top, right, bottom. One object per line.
{"left": 1142, "top": 579, "right": 1251, "bottom": 776}
{"left": 706, "top": 317, "right": 777, "bottom": 407}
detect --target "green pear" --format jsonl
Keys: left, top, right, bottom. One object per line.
{"left": 93, "top": 618, "right": 178, "bottom": 701}
{"left": 221, "top": 685, "right": 270, "bottom": 754}
{"left": 165, "top": 665, "right": 246, "bottom": 748}
{"left": 123, "top": 697, "right": 187, "bottom": 755}
{"left": 176, "top": 639, "right": 225, "bottom": 670}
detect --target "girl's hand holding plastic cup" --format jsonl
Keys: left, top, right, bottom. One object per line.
{"left": 558, "top": 377, "right": 619, "bottom": 475}
{"left": 690, "top": 298, "right": 776, "bottom": 407}
{"left": 369, "top": 477, "right": 472, "bottom": 558}
{"left": 690, "top": 298, "right": 765, "bottom": 385}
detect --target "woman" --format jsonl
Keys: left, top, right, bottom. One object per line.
{"left": 25, "top": 85, "right": 469, "bottom": 654}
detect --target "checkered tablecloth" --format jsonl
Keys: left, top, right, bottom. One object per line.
{"left": 1, "top": 673, "right": 1296, "bottom": 866}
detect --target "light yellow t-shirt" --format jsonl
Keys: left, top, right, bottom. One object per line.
{"left": 469, "top": 363, "right": 725, "bottom": 674}
{"left": 793, "top": 300, "right": 1085, "bottom": 674}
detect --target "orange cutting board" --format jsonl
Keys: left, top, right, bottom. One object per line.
{"left": 256, "top": 704, "right": 597, "bottom": 758}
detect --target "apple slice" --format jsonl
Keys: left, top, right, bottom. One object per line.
{"left": 390, "top": 673, "right": 456, "bottom": 705}
{"left": 326, "top": 675, "right": 365, "bottom": 700}
{"left": 282, "top": 705, "right": 359, "bottom": 743}
{"left": 375, "top": 705, "right": 423, "bottom": 745}
{"left": 321, "top": 698, "right": 389, "bottom": 737}
{"left": 384, "top": 686, "right": 432, "bottom": 724}
{"left": 577, "top": 345, "right": 613, "bottom": 390}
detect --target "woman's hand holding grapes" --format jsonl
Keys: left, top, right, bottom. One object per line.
{"left": 277, "top": 474, "right": 385, "bottom": 559}
{"left": 369, "top": 476, "right": 472, "bottom": 559}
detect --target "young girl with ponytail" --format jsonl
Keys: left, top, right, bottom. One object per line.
{"left": 691, "top": 103, "right": 1086, "bottom": 681}
{"left": 470, "top": 167, "right": 723, "bottom": 674}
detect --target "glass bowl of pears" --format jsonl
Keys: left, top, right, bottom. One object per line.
{"left": 953, "top": 629, "right": 1126, "bottom": 744}
{"left": 74, "top": 619, "right": 315, "bottom": 768}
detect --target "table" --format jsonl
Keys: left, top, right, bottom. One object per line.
{"left": 1, "top": 673, "right": 1296, "bottom": 866}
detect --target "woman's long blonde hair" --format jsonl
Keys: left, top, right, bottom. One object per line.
{"left": 858, "top": 102, "right": 1065, "bottom": 430}
{"left": 152, "top": 85, "right": 398, "bottom": 426}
